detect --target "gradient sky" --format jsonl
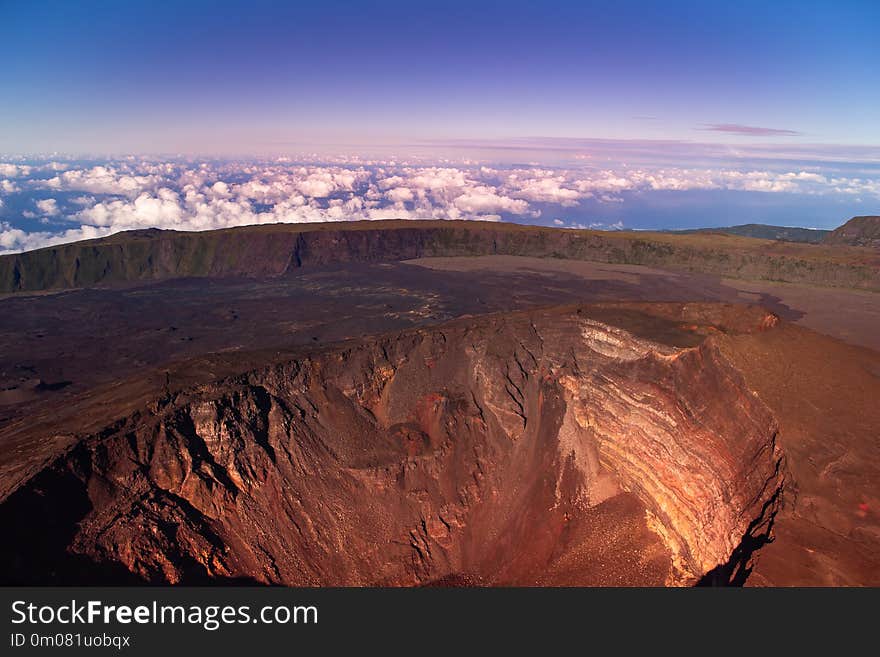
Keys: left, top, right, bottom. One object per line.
{"left": 2, "top": 0, "right": 879, "bottom": 154}
{"left": 1, "top": 1, "right": 879, "bottom": 251}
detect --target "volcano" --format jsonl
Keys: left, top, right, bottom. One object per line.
{"left": 2, "top": 221, "right": 878, "bottom": 586}
{"left": 0, "top": 303, "right": 785, "bottom": 586}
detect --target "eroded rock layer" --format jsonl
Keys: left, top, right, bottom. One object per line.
{"left": 0, "top": 306, "right": 785, "bottom": 585}
{"left": 2, "top": 219, "right": 878, "bottom": 292}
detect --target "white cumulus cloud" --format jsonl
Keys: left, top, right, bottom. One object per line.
{"left": 35, "top": 198, "right": 60, "bottom": 216}
{"left": 453, "top": 186, "right": 530, "bottom": 214}
{"left": 1, "top": 157, "right": 879, "bottom": 255}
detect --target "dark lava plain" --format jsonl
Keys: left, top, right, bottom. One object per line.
{"left": 2, "top": 254, "right": 878, "bottom": 586}
{"left": 5, "top": 255, "right": 878, "bottom": 416}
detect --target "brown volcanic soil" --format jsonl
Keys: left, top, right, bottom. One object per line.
{"left": 410, "top": 256, "right": 880, "bottom": 351}
{"left": 0, "top": 303, "right": 783, "bottom": 586}
{"left": 1, "top": 252, "right": 878, "bottom": 586}
{"left": 718, "top": 325, "right": 880, "bottom": 585}
{"left": 7, "top": 255, "right": 878, "bottom": 422}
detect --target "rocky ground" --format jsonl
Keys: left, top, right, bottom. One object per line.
{"left": 1, "top": 234, "right": 878, "bottom": 586}
{"left": 3, "top": 219, "right": 879, "bottom": 293}
{"left": 0, "top": 302, "right": 786, "bottom": 586}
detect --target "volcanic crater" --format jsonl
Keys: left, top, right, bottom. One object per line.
{"left": 0, "top": 304, "right": 786, "bottom": 586}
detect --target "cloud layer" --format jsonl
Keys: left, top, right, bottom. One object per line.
{"left": 0, "top": 156, "right": 878, "bottom": 254}
{"left": 701, "top": 124, "right": 803, "bottom": 137}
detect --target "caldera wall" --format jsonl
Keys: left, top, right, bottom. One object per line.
{"left": 0, "top": 307, "right": 785, "bottom": 585}
{"left": 2, "top": 221, "right": 877, "bottom": 292}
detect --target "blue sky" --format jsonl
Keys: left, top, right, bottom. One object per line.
{"left": 2, "top": 0, "right": 878, "bottom": 153}
{"left": 0, "top": 1, "right": 879, "bottom": 249}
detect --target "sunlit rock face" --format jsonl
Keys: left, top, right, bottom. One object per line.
{"left": 0, "top": 306, "right": 784, "bottom": 586}
{"left": 822, "top": 215, "right": 880, "bottom": 248}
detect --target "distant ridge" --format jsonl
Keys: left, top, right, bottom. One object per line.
{"left": 1, "top": 219, "right": 878, "bottom": 293}
{"left": 671, "top": 223, "right": 830, "bottom": 243}
{"left": 822, "top": 216, "right": 880, "bottom": 248}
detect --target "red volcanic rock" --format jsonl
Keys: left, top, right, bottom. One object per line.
{"left": 0, "top": 306, "right": 785, "bottom": 586}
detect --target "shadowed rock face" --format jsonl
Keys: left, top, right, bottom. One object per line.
{"left": 2, "top": 220, "right": 879, "bottom": 293}
{"left": 0, "top": 307, "right": 784, "bottom": 586}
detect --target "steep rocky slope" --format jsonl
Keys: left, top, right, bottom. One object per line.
{"left": 823, "top": 216, "right": 880, "bottom": 248}
{"left": 2, "top": 220, "right": 878, "bottom": 293}
{"left": 0, "top": 305, "right": 785, "bottom": 586}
